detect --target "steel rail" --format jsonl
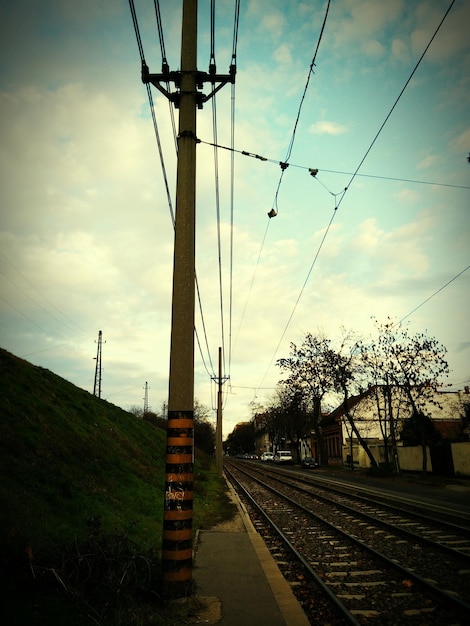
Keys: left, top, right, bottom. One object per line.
{"left": 251, "top": 464, "right": 470, "bottom": 561}
{"left": 282, "top": 466, "right": 470, "bottom": 528}
{"left": 224, "top": 464, "right": 361, "bottom": 626}
{"left": 227, "top": 460, "right": 470, "bottom": 618}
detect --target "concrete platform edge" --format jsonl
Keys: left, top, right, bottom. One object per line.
{"left": 223, "top": 474, "right": 310, "bottom": 626}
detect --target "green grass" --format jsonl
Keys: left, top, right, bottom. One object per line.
{"left": 0, "top": 348, "right": 237, "bottom": 624}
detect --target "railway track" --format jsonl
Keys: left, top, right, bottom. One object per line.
{"left": 253, "top": 463, "right": 470, "bottom": 559}
{"left": 272, "top": 465, "right": 470, "bottom": 529}
{"left": 225, "top": 459, "right": 470, "bottom": 625}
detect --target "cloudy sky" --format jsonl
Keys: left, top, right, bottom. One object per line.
{"left": 1, "top": 0, "right": 469, "bottom": 437}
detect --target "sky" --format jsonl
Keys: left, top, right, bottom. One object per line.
{"left": 1, "top": 0, "right": 469, "bottom": 438}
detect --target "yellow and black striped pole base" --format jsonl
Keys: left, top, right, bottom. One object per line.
{"left": 162, "top": 410, "right": 194, "bottom": 598}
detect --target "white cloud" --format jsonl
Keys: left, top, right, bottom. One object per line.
{"left": 273, "top": 43, "right": 293, "bottom": 66}
{"left": 411, "top": 1, "right": 470, "bottom": 62}
{"left": 330, "top": 0, "right": 404, "bottom": 54}
{"left": 452, "top": 127, "right": 470, "bottom": 154}
{"left": 395, "top": 188, "right": 420, "bottom": 204}
{"left": 260, "top": 11, "right": 287, "bottom": 40}
{"left": 362, "top": 39, "right": 385, "bottom": 58}
{"left": 1, "top": 0, "right": 468, "bottom": 438}
{"left": 417, "top": 154, "right": 437, "bottom": 169}
{"left": 391, "top": 38, "right": 409, "bottom": 63}
{"left": 309, "top": 121, "right": 348, "bottom": 136}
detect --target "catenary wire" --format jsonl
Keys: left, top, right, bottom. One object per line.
{"left": 209, "top": 2, "right": 227, "bottom": 378}
{"left": 333, "top": 0, "right": 457, "bottom": 215}
{"left": 227, "top": 0, "right": 240, "bottom": 384}
{"left": 268, "top": 0, "right": 331, "bottom": 216}
{"left": 153, "top": 0, "right": 167, "bottom": 66}
{"left": 230, "top": 0, "right": 332, "bottom": 380}
{"left": 197, "top": 139, "right": 470, "bottom": 191}
{"left": 128, "top": 0, "right": 175, "bottom": 224}
{"left": 211, "top": 97, "right": 226, "bottom": 374}
{"left": 228, "top": 84, "right": 235, "bottom": 381}
{"left": 210, "top": 106, "right": 226, "bottom": 376}
{"left": 257, "top": 0, "right": 457, "bottom": 392}
{"left": 232, "top": 219, "right": 270, "bottom": 356}
{"left": 206, "top": 1, "right": 240, "bottom": 391}
{"left": 128, "top": 0, "right": 144, "bottom": 60}
{"left": 210, "top": 0, "right": 216, "bottom": 63}
{"left": 398, "top": 264, "right": 470, "bottom": 325}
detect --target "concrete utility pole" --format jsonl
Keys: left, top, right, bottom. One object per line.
{"left": 216, "top": 348, "right": 223, "bottom": 476}
{"left": 142, "top": 0, "right": 235, "bottom": 598}
{"left": 215, "top": 347, "right": 228, "bottom": 477}
{"left": 93, "top": 330, "right": 103, "bottom": 398}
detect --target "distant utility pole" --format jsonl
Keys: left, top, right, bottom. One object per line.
{"left": 214, "top": 347, "right": 229, "bottom": 477}
{"left": 142, "top": 0, "right": 235, "bottom": 598}
{"left": 143, "top": 381, "right": 149, "bottom": 414}
{"left": 93, "top": 330, "right": 103, "bottom": 398}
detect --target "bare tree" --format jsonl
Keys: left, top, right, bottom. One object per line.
{"left": 333, "top": 355, "right": 379, "bottom": 469}
{"left": 359, "top": 321, "right": 405, "bottom": 471}
{"left": 365, "top": 319, "right": 449, "bottom": 473}
{"left": 276, "top": 334, "right": 336, "bottom": 465}
{"left": 325, "top": 330, "right": 379, "bottom": 469}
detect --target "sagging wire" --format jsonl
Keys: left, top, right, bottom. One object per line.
{"left": 209, "top": 0, "right": 227, "bottom": 381}
{"left": 257, "top": 0, "right": 458, "bottom": 392}
{"left": 153, "top": 0, "right": 178, "bottom": 153}
{"left": 129, "top": 0, "right": 216, "bottom": 379}
{"left": 129, "top": 1, "right": 175, "bottom": 224}
{"left": 198, "top": 139, "right": 470, "bottom": 191}
{"left": 232, "top": 218, "right": 270, "bottom": 357}
{"left": 267, "top": 0, "right": 331, "bottom": 218}
{"left": 398, "top": 264, "right": 470, "bottom": 325}
{"left": 227, "top": 2, "right": 240, "bottom": 383}
{"left": 229, "top": 0, "right": 332, "bottom": 385}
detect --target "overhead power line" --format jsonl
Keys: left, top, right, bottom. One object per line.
{"left": 197, "top": 139, "right": 470, "bottom": 191}
{"left": 333, "top": 0, "right": 458, "bottom": 216}
{"left": 0, "top": 250, "right": 85, "bottom": 331}
{"left": 227, "top": 0, "right": 240, "bottom": 382}
{"left": 152, "top": 0, "right": 178, "bottom": 153}
{"left": 269, "top": 0, "right": 331, "bottom": 218}
{"left": 129, "top": 0, "right": 241, "bottom": 383}
{"left": 1, "top": 296, "right": 59, "bottom": 339}
{"left": 399, "top": 264, "right": 470, "bottom": 324}
{"left": 128, "top": 0, "right": 218, "bottom": 379}
{"left": 231, "top": 0, "right": 332, "bottom": 379}
{"left": 257, "top": 0, "right": 458, "bottom": 392}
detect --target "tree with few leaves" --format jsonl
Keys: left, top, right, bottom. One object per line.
{"left": 277, "top": 334, "right": 337, "bottom": 465}
{"left": 362, "top": 319, "right": 449, "bottom": 473}
{"left": 330, "top": 333, "right": 379, "bottom": 469}
{"left": 359, "top": 320, "right": 406, "bottom": 470}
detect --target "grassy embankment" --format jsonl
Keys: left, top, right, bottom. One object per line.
{"left": 0, "top": 348, "right": 236, "bottom": 624}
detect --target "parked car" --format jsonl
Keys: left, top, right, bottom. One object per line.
{"left": 273, "top": 450, "right": 293, "bottom": 464}
{"left": 260, "top": 452, "right": 274, "bottom": 462}
{"left": 301, "top": 456, "right": 318, "bottom": 469}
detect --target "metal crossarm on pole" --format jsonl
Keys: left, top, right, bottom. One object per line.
{"left": 142, "top": 0, "right": 235, "bottom": 598}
